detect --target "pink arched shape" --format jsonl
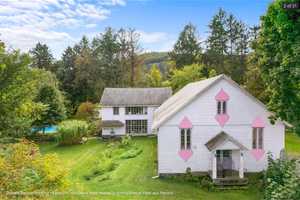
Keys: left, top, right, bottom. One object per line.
{"left": 178, "top": 150, "right": 193, "bottom": 161}
{"left": 179, "top": 116, "right": 192, "bottom": 129}
{"left": 250, "top": 149, "right": 265, "bottom": 161}
{"left": 252, "top": 117, "right": 265, "bottom": 128}
{"left": 215, "top": 88, "right": 229, "bottom": 101}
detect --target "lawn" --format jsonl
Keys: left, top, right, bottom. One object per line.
{"left": 40, "top": 137, "right": 262, "bottom": 200}
{"left": 285, "top": 132, "right": 300, "bottom": 158}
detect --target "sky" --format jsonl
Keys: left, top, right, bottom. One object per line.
{"left": 0, "top": 0, "right": 272, "bottom": 59}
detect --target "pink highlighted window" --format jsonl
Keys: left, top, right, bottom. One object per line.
{"left": 252, "top": 127, "right": 263, "bottom": 149}
{"left": 180, "top": 128, "right": 191, "bottom": 150}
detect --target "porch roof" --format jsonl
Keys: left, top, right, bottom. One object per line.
{"left": 102, "top": 120, "right": 124, "bottom": 128}
{"left": 205, "top": 132, "right": 248, "bottom": 151}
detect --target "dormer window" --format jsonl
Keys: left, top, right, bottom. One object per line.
{"left": 217, "top": 101, "right": 227, "bottom": 114}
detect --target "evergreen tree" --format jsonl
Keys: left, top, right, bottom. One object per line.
{"left": 30, "top": 42, "right": 54, "bottom": 71}
{"left": 169, "top": 23, "right": 202, "bottom": 68}
{"left": 92, "top": 27, "right": 121, "bottom": 87}
{"left": 206, "top": 9, "right": 228, "bottom": 73}
{"left": 33, "top": 84, "right": 66, "bottom": 133}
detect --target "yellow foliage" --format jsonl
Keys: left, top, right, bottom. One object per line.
{"left": 0, "top": 140, "right": 69, "bottom": 196}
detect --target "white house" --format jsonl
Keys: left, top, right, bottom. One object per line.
{"left": 100, "top": 87, "right": 172, "bottom": 137}
{"left": 152, "top": 74, "right": 289, "bottom": 181}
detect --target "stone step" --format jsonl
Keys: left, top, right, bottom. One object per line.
{"left": 213, "top": 178, "right": 248, "bottom": 186}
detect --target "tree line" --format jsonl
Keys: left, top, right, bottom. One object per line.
{"left": 1, "top": 2, "right": 299, "bottom": 137}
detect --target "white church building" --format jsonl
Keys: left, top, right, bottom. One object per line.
{"left": 152, "top": 74, "right": 289, "bottom": 180}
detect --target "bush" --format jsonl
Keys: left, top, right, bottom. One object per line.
{"left": 75, "top": 102, "right": 97, "bottom": 122}
{"left": 89, "top": 157, "right": 117, "bottom": 179}
{"left": 57, "top": 120, "right": 89, "bottom": 145}
{"left": 0, "top": 140, "right": 68, "bottom": 194}
{"left": 182, "top": 167, "right": 200, "bottom": 182}
{"left": 264, "top": 153, "right": 300, "bottom": 200}
{"left": 200, "top": 176, "right": 214, "bottom": 191}
{"left": 120, "top": 135, "right": 132, "bottom": 148}
{"left": 119, "top": 147, "right": 143, "bottom": 159}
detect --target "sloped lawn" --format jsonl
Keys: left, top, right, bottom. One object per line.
{"left": 40, "top": 137, "right": 261, "bottom": 200}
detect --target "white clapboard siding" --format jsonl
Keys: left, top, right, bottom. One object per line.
{"left": 157, "top": 78, "right": 285, "bottom": 174}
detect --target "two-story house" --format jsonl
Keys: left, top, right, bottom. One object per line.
{"left": 100, "top": 87, "right": 172, "bottom": 137}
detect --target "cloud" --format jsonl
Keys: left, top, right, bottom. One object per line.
{"left": 86, "top": 23, "right": 98, "bottom": 28}
{"left": 138, "top": 31, "right": 168, "bottom": 44}
{"left": 137, "top": 30, "right": 175, "bottom": 52}
{"left": 0, "top": 0, "right": 126, "bottom": 58}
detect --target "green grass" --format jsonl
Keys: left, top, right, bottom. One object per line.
{"left": 39, "top": 137, "right": 262, "bottom": 200}
{"left": 285, "top": 133, "right": 300, "bottom": 157}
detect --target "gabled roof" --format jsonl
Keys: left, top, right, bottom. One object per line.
{"left": 152, "top": 74, "right": 290, "bottom": 129}
{"left": 205, "top": 132, "right": 248, "bottom": 151}
{"left": 100, "top": 87, "right": 172, "bottom": 106}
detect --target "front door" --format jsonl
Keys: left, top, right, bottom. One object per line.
{"left": 216, "top": 150, "right": 232, "bottom": 178}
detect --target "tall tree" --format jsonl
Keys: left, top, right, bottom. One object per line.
{"left": 127, "top": 28, "right": 143, "bottom": 86}
{"left": 206, "top": 9, "right": 228, "bottom": 73}
{"left": 255, "top": 0, "right": 300, "bottom": 133}
{"left": 206, "top": 9, "right": 250, "bottom": 83}
{"left": 244, "top": 25, "right": 269, "bottom": 103}
{"left": 169, "top": 23, "right": 202, "bottom": 68}
{"left": 92, "top": 27, "right": 121, "bottom": 87}
{"left": 0, "top": 42, "right": 45, "bottom": 137}
{"left": 30, "top": 42, "right": 54, "bottom": 72}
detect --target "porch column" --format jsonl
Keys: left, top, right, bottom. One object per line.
{"left": 239, "top": 151, "right": 244, "bottom": 179}
{"left": 212, "top": 151, "right": 217, "bottom": 179}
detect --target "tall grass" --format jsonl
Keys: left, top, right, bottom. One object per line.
{"left": 57, "top": 120, "right": 89, "bottom": 145}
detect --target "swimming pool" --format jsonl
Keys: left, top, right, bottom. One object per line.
{"left": 32, "top": 125, "right": 58, "bottom": 134}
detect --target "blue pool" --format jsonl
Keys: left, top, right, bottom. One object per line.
{"left": 32, "top": 125, "right": 58, "bottom": 134}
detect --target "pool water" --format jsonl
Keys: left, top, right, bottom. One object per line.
{"left": 32, "top": 125, "right": 58, "bottom": 134}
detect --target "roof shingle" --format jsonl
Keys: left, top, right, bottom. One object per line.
{"left": 100, "top": 87, "right": 172, "bottom": 106}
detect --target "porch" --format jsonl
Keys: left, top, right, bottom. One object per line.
{"left": 205, "top": 132, "right": 248, "bottom": 184}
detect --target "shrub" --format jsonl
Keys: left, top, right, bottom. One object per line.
{"left": 75, "top": 102, "right": 97, "bottom": 122}
{"left": 57, "top": 120, "right": 89, "bottom": 145}
{"left": 120, "top": 135, "right": 132, "bottom": 148}
{"left": 183, "top": 167, "right": 200, "bottom": 182}
{"left": 89, "top": 157, "right": 117, "bottom": 179}
{"left": 200, "top": 176, "right": 214, "bottom": 191}
{"left": 119, "top": 147, "right": 143, "bottom": 159}
{"left": 0, "top": 140, "right": 68, "bottom": 194}
{"left": 264, "top": 153, "right": 300, "bottom": 200}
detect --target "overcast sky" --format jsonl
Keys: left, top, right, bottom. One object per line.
{"left": 0, "top": 0, "right": 271, "bottom": 59}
